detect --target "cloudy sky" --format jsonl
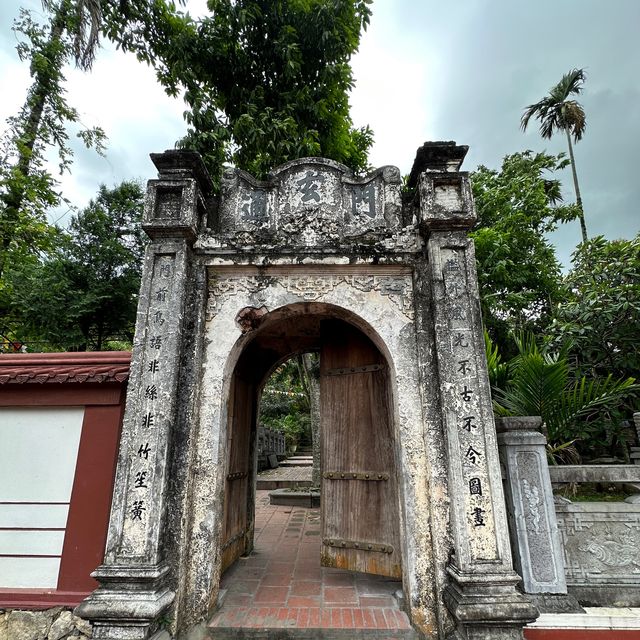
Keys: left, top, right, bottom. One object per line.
{"left": 1, "top": 0, "right": 639, "bottom": 266}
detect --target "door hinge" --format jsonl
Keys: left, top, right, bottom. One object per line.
{"left": 323, "top": 471, "right": 389, "bottom": 481}
{"left": 323, "top": 538, "right": 394, "bottom": 554}
{"left": 227, "top": 471, "right": 248, "bottom": 481}
{"left": 324, "top": 363, "right": 384, "bottom": 376}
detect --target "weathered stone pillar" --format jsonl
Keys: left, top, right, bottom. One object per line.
{"left": 76, "top": 151, "right": 212, "bottom": 640}
{"left": 497, "top": 417, "right": 582, "bottom": 613}
{"left": 631, "top": 412, "right": 640, "bottom": 465}
{"left": 411, "top": 142, "right": 537, "bottom": 639}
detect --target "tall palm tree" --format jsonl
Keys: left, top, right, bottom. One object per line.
{"left": 521, "top": 68, "right": 588, "bottom": 243}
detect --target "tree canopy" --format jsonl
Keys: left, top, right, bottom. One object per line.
{"left": 470, "top": 151, "right": 578, "bottom": 355}
{"left": 6, "top": 181, "right": 145, "bottom": 351}
{"left": 550, "top": 234, "right": 640, "bottom": 383}
{"left": 101, "top": 0, "right": 373, "bottom": 183}
{"left": 0, "top": 0, "right": 107, "bottom": 301}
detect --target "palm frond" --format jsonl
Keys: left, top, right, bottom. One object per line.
{"left": 521, "top": 68, "right": 587, "bottom": 142}
{"left": 494, "top": 346, "right": 568, "bottom": 420}
{"left": 549, "top": 375, "right": 638, "bottom": 440}
{"left": 553, "top": 68, "right": 587, "bottom": 100}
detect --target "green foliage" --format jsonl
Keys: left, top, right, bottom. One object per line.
{"left": 101, "top": 0, "right": 373, "bottom": 183}
{"left": 520, "top": 68, "right": 588, "bottom": 242}
{"left": 489, "top": 333, "right": 638, "bottom": 462}
{"left": 260, "top": 355, "right": 317, "bottom": 450}
{"left": 0, "top": 1, "right": 106, "bottom": 289}
{"left": 521, "top": 68, "right": 587, "bottom": 144}
{"left": 6, "top": 182, "right": 145, "bottom": 351}
{"left": 470, "top": 151, "right": 577, "bottom": 355}
{"left": 550, "top": 235, "right": 640, "bottom": 383}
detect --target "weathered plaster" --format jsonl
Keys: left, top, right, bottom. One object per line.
{"left": 78, "top": 143, "right": 536, "bottom": 640}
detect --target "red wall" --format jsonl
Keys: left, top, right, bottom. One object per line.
{"left": 0, "top": 352, "right": 129, "bottom": 607}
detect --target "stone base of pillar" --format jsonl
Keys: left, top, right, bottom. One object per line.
{"left": 528, "top": 592, "right": 584, "bottom": 614}
{"left": 444, "top": 565, "right": 538, "bottom": 640}
{"left": 75, "top": 563, "right": 174, "bottom": 640}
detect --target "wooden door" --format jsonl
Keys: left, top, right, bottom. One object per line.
{"left": 221, "top": 373, "right": 255, "bottom": 573}
{"left": 320, "top": 320, "right": 402, "bottom": 578}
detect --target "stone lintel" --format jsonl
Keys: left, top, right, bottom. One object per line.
{"left": 91, "top": 562, "right": 170, "bottom": 587}
{"left": 549, "top": 464, "right": 640, "bottom": 484}
{"left": 498, "top": 430, "right": 547, "bottom": 447}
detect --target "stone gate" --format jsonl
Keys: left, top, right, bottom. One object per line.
{"left": 77, "top": 142, "right": 537, "bottom": 639}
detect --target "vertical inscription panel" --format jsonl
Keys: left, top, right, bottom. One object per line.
{"left": 118, "top": 253, "right": 180, "bottom": 559}
{"left": 429, "top": 236, "right": 506, "bottom": 567}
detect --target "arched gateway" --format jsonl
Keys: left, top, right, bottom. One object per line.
{"left": 77, "top": 142, "right": 537, "bottom": 639}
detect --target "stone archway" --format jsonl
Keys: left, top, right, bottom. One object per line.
{"left": 77, "top": 143, "right": 537, "bottom": 640}
{"left": 219, "top": 307, "right": 405, "bottom": 586}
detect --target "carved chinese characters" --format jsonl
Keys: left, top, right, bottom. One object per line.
{"left": 435, "top": 244, "right": 499, "bottom": 563}
{"left": 215, "top": 160, "right": 402, "bottom": 246}
{"left": 120, "top": 255, "right": 175, "bottom": 554}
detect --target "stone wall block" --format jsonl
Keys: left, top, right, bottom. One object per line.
{"left": 0, "top": 608, "right": 90, "bottom": 640}
{"left": 555, "top": 499, "right": 640, "bottom": 606}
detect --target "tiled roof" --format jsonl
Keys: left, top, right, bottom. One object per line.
{"left": 0, "top": 352, "right": 131, "bottom": 384}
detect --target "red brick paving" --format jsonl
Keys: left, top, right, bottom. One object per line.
{"left": 209, "top": 490, "right": 414, "bottom": 634}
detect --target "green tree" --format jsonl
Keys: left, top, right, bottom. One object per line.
{"left": 489, "top": 334, "right": 638, "bottom": 462}
{"left": 101, "top": 0, "right": 373, "bottom": 183}
{"left": 260, "top": 357, "right": 312, "bottom": 452}
{"left": 550, "top": 234, "right": 640, "bottom": 383}
{"left": 0, "top": 1, "right": 107, "bottom": 287}
{"left": 470, "top": 151, "right": 576, "bottom": 355}
{"left": 521, "top": 68, "right": 588, "bottom": 243}
{"left": 6, "top": 181, "right": 145, "bottom": 351}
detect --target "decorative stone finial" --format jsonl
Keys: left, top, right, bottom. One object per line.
{"left": 407, "top": 141, "right": 469, "bottom": 189}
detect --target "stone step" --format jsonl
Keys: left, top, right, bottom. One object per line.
{"left": 280, "top": 460, "right": 313, "bottom": 467}
{"left": 207, "top": 606, "right": 419, "bottom": 640}
{"left": 206, "top": 629, "right": 419, "bottom": 639}
{"left": 256, "top": 479, "right": 313, "bottom": 490}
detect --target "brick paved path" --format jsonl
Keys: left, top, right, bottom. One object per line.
{"left": 209, "top": 491, "right": 417, "bottom": 638}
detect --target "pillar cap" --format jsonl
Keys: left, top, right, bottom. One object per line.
{"left": 150, "top": 149, "right": 214, "bottom": 196}
{"left": 407, "top": 141, "right": 469, "bottom": 188}
{"left": 495, "top": 416, "right": 543, "bottom": 433}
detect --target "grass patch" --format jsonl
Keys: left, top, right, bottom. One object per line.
{"left": 555, "top": 482, "right": 634, "bottom": 502}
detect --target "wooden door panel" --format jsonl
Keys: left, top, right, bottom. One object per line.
{"left": 320, "top": 320, "right": 402, "bottom": 578}
{"left": 221, "top": 375, "right": 254, "bottom": 573}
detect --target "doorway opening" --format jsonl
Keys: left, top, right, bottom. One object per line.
{"left": 258, "top": 352, "right": 319, "bottom": 486}
{"left": 211, "top": 308, "right": 414, "bottom": 634}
